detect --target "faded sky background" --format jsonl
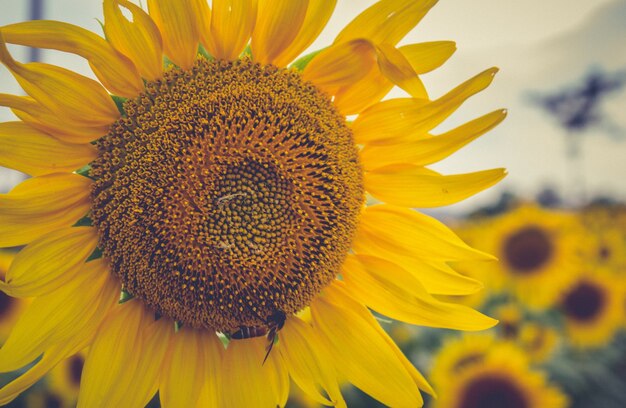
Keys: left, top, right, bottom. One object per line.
{"left": 1, "top": 0, "right": 625, "bottom": 213}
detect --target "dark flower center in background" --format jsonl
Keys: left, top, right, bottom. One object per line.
{"left": 91, "top": 58, "right": 363, "bottom": 332}
{"left": 0, "top": 291, "right": 14, "bottom": 319}
{"left": 503, "top": 226, "right": 553, "bottom": 273}
{"left": 68, "top": 354, "right": 85, "bottom": 387}
{"left": 460, "top": 375, "right": 528, "bottom": 408}
{"left": 562, "top": 280, "right": 605, "bottom": 322}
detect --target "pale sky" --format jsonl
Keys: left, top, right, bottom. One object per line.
{"left": 1, "top": 0, "right": 625, "bottom": 212}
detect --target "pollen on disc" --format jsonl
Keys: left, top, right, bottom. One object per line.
{"left": 90, "top": 58, "right": 364, "bottom": 333}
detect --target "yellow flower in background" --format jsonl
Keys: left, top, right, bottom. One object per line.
{"left": 432, "top": 339, "right": 568, "bottom": 408}
{"left": 46, "top": 350, "right": 87, "bottom": 408}
{"left": 0, "top": 0, "right": 505, "bottom": 406}
{"left": 559, "top": 269, "right": 623, "bottom": 349}
{"left": 479, "top": 205, "right": 583, "bottom": 309}
{"left": 0, "top": 251, "right": 27, "bottom": 343}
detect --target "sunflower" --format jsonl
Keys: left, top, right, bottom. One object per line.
{"left": 432, "top": 340, "right": 568, "bottom": 408}
{"left": 478, "top": 205, "right": 582, "bottom": 309}
{"left": 0, "top": 1, "right": 505, "bottom": 406}
{"left": 0, "top": 250, "right": 28, "bottom": 343}
{"left": 558, "top": 269, "right": 623, "bottom": 348}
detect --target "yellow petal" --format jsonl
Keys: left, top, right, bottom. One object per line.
{"left": 1, "top": 20, "right": 143, "bottom": 98}
{"left": 352, "top": 229, "right": 487, "bottom": 295}
{"left": 205, "top": 0, "right": 257, "bottom": 61}
{"left": 0, "top": 342, "right": 85, "bottom": 405}
{"left": 222, "top": 337, "right": 286, "bottom": 407}
{"left": 280, "top": 316, "right": 345, "bottom": 407}
{"left": 355, "top": 205, "right": 495, "bottom": 262}
{"left": 104, "top": 0, "right": 164, "bottom": 81}
{"left": 333, "top": 66, "right": 393, "bottom": 115}
{"left": 0, "top": 173, "right": 92, "bottom": 247}
{"left": 195, "top": 333, "right": 224, "bottom": 407}
{"left": 147, "top": 0, "right": 199, "bottom": 70}
{"left": 1, "top": 227, "right": 98, "bottom": 297}
{"left": 274, "top": 0, "right": 337, "bottom": 67}
{"left": 360, "top": 109, "right": 507, "bottom": 169}
{"left": 312, "top": 283, "right": 424, "bottom": 406}
{"left": 376, "top": 43, "right": 427, "bottom": 99}
{"left": 353, "top": 68, "right": 499, "bottom": 145}
{"left": 335, "top": 0, "right": 437, "bottom": 46}
{"left": 0, "top": 36, "right": 120, "bottom": 127}
{"left": 252, "top": 0, "right": 309, "bottom": 65}
{"left": 0, "top": 121, "right": 96, "bottom": 176}
{"left": 160, "top": 328, "right": 210, "bottom": 408}
{"left": 0, "top": 259, "right": 116, "bottom": 373}
{"left": 0, "top": 94, "right": 109, "bottom": 143}
{"left": 191, "top": 0, "right": 211, "bottom": 53}
{"left": 302, "top": 39, "right": 376, "bottom": 95}
{"left": 399, "top": 41, "right": 456, "bottom": 74}
{"left": 343, "top": 254, "right": 497, "bottom": 330}
{"left": 365, "top": 166, "right": 507, "bottom": 208}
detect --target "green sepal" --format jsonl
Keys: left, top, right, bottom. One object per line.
{"left": 198, "top": 44, "right": 213, "bottom": 60}
{"left": 111, "top": 95, "right": 127, "bottom": 117}
{"left": 241, "top": 43, "right": 252, "bottom": 58}
{"left": 163, "top": 55, "right": 176, "bottom": 70}
{"left": 218, "top": 332, "right": 231, "bottom": 347}
{"left": 73, "top": 215, "right": 93, "bottom": 227}
{"left": 174, "top": 321, "right": 183, "bottom": 333}
{"left": 118, "top": 289, "right": 134, "bottom": 304}
{"left": 75, "top": 164, "right": 93, "bottom": 179}
{"left": 86, "top": 247, "right": 103, "bottom": 262}
{"left": 290, "top": 48, "right": 326, "bottom": 71}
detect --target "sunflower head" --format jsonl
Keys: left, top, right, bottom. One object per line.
{"left": 0, "top": 0, "right": 506, "bottom": 406}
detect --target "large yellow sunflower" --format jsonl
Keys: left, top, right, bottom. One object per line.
{"left": 432, "top": 342, "right": 568, "bottom": 408}
{"left": 0, "top": 250, "right": 28, "bottom": 343}
{"left": 0, "top": 1, "right": 505, "bottom": 406}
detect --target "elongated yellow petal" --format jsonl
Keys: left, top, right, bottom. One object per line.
{"left": 376, "top": 43, "right": 427, "bottom": 99}
{"left": 1, "top": 20, "right": 143, "bottom": 98}
{"left": 343, "top": 254, "right": 497, "bottom": 330}
{"left": 399, "top": 41, "right": 456, "bottom": 74}
{"left": 350, "top": 242, "right": 484, "bottom": 295}
{"left": 222, "top": 337, "right": 286, "bottom": 407}
{"left": 0, "top": 121, "right": 96, "bottom": 176}
{"left": 1, "top": 227, "right": 97, "bottom": 297}
{"left": 160, "top": 328, "right": 209, "bottom": 408}
{"left": 195, "top": 333, "right": 224, "bottom": 407}
{"left": 360, "top": 109, "right": 507, "bottom": 169}
{"left": 77, "top": 301, "right": 158, "bottom": 408}
{"left": 0, "top": 37, "right": 120, "bottom": 127}
{"left": 333, "top": 66, "right": 393, "bottom": 115}
{"left": 0, "top": 94, "right": 109, "bottom": 143}
{"left": 274, "top": 0, "right": 336, "bottom": 67}
{"left": 302, "top": 39, "right": 376, "bottom": 95}
{"left": 0, "top": 173, "right": 92, "bottom": 247}
{"left": 0, "top": 341, "right": 86, "bottom": 405}
{"left": 356, "top": 205, "right": 495, "bottom": 262}
{"left": 280, "top": 317, "right": 345, "bottom": 407}
{"left": 353, "top": 68, "right": 499, "bottom": 144}
{"left": 312, "top": 283, "right": 424, "bottom": 406}
{"left": 335, "top": 0, "right": 437, "bottom": 46}
{"left": 0, "top": 260, "right": 116, "bottom": 373}
{"left": 104, "top": 0, "right": 163, "bottom": 81}
{"left": 147, "top": 0, "right": 199, "bottom": 70}
{"left": 191, "top": 0, "right": 211, "bottom": 52}
{"left": 252, "top": 0, "right": 309, "bottom": 65}
{"left": 365, "top": 166, "right": 507, "bottom": 208}
{"left": 205, "top": 0, "right": 257, "bottom": 61}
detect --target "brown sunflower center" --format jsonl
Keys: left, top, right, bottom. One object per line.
{"left": 503, "top": 226, "right": 553, "bottom": 273}
{"left": 460, "top": 375, "right": 528, "bottom": 408}
{"left": 90, "top": 58, "right": 363, "bottom": 332}
{"left": 562, "top": 280, "right": 605, "bottom": 322}
{"left": 0, "top": 291, "right": 14, "bottom": 319}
